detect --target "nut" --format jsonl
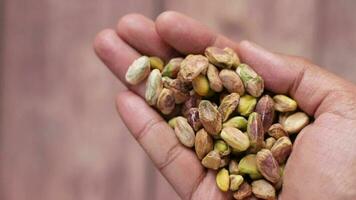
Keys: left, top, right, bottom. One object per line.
{"left": 205, "top": 46, "right": 234, "bottom": 68}
{"left": 162, "top": 57, "right": 183, "bottom": 78}
{"left": 219, "top": 93, "right": 240, "bottom": 122}
{"left": 220, "top": 156, "right": 230, "bottom": 168}
{"left": 256, "top": 149, "right": 281, "bottom": 183}
{"left": 233, "top": 182, "right": 252, "bottom": 200}
{"left": 149, "top": 56, "right": 164, "bottom": 71}
{"left": 238, "top": 154, "right": 262, "bottom": 179}
{"left": 179, "top": 55, "right": 209, "bottom": 81}
{"left": 219, "top": 69, "right": 245, "bottom": 95}
{"left": 125, "top": 56, "right": 151, "bottom": 85}
{"left": 268, "top": 123, "right": 288, "bottom": 139}
{"left": 247, "top": 112, "right": 264, "bottom": 153}
{"left": 229, "top": 175, "right": 244, "bottom": 191}
{"left": 236, "top": 64, "right": 264, "bottom": 97}
{"left": 174, "top": 117, "right": 196, "bottom": 147}
{"left": 214, "top": 140, "right": 231, "bottom": 156}
{"left": 221, "top": 127, "right": 250, "bottom": 151}
{"left": 145, "top": 69, "right": 163, "bottom": 105}
{"left": 195, "top": 129, "right": 214, "bottom": 160}
{"left": 202, "top": 150, "right": 221, "bottom": 170}
{"left": 273, "top": 94, "right": 297, "bottom": 112}
{"left": 207, "top": 64, "right": 223, "bottom": 92}
{"left": 216, "top": 168, "right": 230, "bottom": 192}
{"left": 192, "top": 74, "right": 211, "bottom": 96}
{"left": 278, "top": 111, "right": 292, "bottom": 125}
{"left": 238, "top": 95, "right": 257, "bottom": 117}
{"left": 187, "top": 108, "right": 202, "bottom": 131}
{"left": 271, "top": 136, "right": 292, "bottom": 164}
{"left": 224, "top": 47, "right": 240, "bottom": 68}
{"left": 157, "top": 88, "right": 175, "bottom": 115}
{"left": 199, "top": 100, "right": 222, "bottom": 135}
{"left": 181, "top": 93, "right": 201, "bottom": 117}
{"left": 255, "top": 95, "right": 275, "bottom": 132}
{"left": 223, "top": 116, "right": 248, "bottom": 130}
{"left": 251, "top": 179, "right": 276, "bottom": 200}
{"left": 264, "top": 137, "right": 277, "bottom": 150}
{"left": 168, "top": 116, "right": 178, "bottom": 128}
{"left": 283, "top": 112, "right": 309, "bottom": 134}
{"left": 229, "top": 160, "right": 239, "bottom": 175}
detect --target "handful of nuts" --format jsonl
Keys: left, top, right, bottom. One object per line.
{"left": 125, "top": 47, "right": 310, "bottom": 200}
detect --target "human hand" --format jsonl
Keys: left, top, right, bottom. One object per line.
{"left": 94, "top": 11, "right": 356, "bottom": 200}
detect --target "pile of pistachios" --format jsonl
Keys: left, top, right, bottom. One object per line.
{"left": 125, "top": 47, "right": 310, "bottom": 200}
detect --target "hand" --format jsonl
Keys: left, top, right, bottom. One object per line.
{"left": 94, "top": 11, "right": 356, "bottom": 200}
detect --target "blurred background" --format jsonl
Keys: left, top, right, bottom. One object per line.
{"left": 1, "top": 0, "right": 356, "bottom": 199}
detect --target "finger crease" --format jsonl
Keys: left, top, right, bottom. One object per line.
{"left": 158, "top": 142, "right": 182, "bottom": 171}
{"left": 134, "top": 118, "right": 164, "bottom": 142}
{"left": 188, "top": 170, "right": 207, "bottom": 200}
{"left": 288, "top": 65, "right": 307, "bottom": 98}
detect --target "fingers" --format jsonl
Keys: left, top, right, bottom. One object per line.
{"left": 155, "top": 11, "right": 237, "bottom": 54}
{"left": 116, "top": 90, "right": 206, "bottom": 199}
{"left": 117, "top": 13, "right": 179, "bottom": 61}
{"left": 155, "top": 11, "right": 355, "bottom": 117}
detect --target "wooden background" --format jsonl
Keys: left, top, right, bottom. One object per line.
{"left": 1, "top": 0, "right": 356, "bottom": 199}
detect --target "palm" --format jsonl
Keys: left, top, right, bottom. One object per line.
{"left": 94, "top": 11, "right": 356, "bottom": 200}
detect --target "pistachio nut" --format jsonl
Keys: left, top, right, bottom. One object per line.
{"left": 162, "top": 57, "right": 183, "bottom": 78}
{"left": 125, "top": 56, "right": 151, "bottom": 85}
{"left": 205, "top": 46, "right": 234, "bottom": 68}
{"left": 238, "top": 154, "right": 262, "bottom": 179}
{"left": 179, "top": 54, "right": 209, "bottom": 81}
{"left": 145, "top": 69, "right": 163, "bottom": 105}
{"left": 256, "top": 149, "right": 281, "bottom": 183}
{"left": 216, "top": 168, "right": 230, "bottom": 192}
{"left": 229, "top": 175, "right": 244, "bottom": 191}
{"left": 220, "top": 156, "right": 230, "bottom": 168}
{"left": 214, "top": 140, "right": 231, "bottom": 156}
{"left": 223, "top": 116, "right": 248, "bottom": 130}
{"left": 202, "top": 150, "right": 221, "bottom": 170}
{"left": 233, "top": 182, "right": 252, "bottom": 200}
{"left": 219, "top": 69, "right": 245, "bottom": 95}
{"left": 192, "top": 74, "right": 211, "bottom": 96}
{"left": 224, "top": 47, "right": 240, "bottom": 68}
{"left": 283, "top": 112, "right": 309, "bottom": 134}
{"left": 264, "top": 137, "right": 277, "bottom": 150}
{"left": 168, "top": 116, "right": 179, "bottom": 128}
{"left": 149, "top": 56, "right": 164, "bottom": 71}
{"left": 207, "top": 64, "right": 223, "bottom": 92}
{"left": 187, "top": 108, "right": 202, "bottom": 131}
{"left": 229, "top": 160, "right": 239, "bottom": 175}
{"left": 157, "top": 88, "right": 175, "bottom": 115}
{"left": 199, "top": 100, "right": 222, "bottom": 135}
{"left": 255, "top": 95, "right": 275, "bottom": 132}
{"left": 268, "top": 123, "right": 288, "bottom": 139}
{"left": 271, "top": 136, "right": 292, "bottom": 164}
{"left": 238, "top": 94, "right": 257, "bottom": 117}
{"left": 221, "top": 127, "right": 250, "bottom": 152}
{"left": 218, "top": 93, "right": 240, "bottom": 122}
{"left": 273, "top": 94, "right": 297, "bottom": 112}
{"left": 195, "top": 129, "right": 214, "bottom": 160}
{"left": 174, "top": 117, "right": 195, "bottom": 148}
{"left": 181, "top": 93, "right": 201, "bottom": 117}
{"left": 247, "top": 112, "right": 264, "bottom": 153}
{"left": 251, "top": 179, "right": 276, "bottom": 200}
{"left": 236, "top": 64, "right": 264, "bottom": 97}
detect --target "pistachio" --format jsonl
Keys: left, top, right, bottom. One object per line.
{"left": 199, "top": 100, "right": 222, "bottom": 135}
{"left": 221, "top": 127, "right": 250, "bottom": 151}
{"left": 168, "top": 116, "right": 179, "bottom": 128}
{"left": 236, "top": 64, "right": 264, "bottom": 97}
{"left": 202, "top": 150, "right": 221, "bottom": 170}
{"left": 216, "top": 168, "right": 230, "bottom": 192}
{"left": 179, "top": 55, "right": 209, "bottom": 81}
{"left": 207, "top": 64, "right": 223, "bottom": 92}
{"left": 224, "top": 47, "right": 240, "bottom": 68}
{"left": 223, "top": 116, "right": 248, "bottom": 130}
{"left": 149, "top": 56, "right": 164, "bottom": 71}
{"left": 219, "top": 69, "right": 245, "bottom": 95}
{"left": 195, "top": 129, "right": 214, "bottom": 160}
{"left": 283, "top": 112, "right": 309, "bottom": 134}
{"left": 157, "top": 88, "right": 175, "bottom": 115}
{"left": 220, "top": 156, "right": 230, "bottom": 168}
{"left": 214, "top": 140, "right": 231, "bottom": 156}
{"left": 192, "top": 74, "right": 211, "bottom": 96}
{"left": 229, "top": 160, "right": 240, "bottom": 175}
{"left": 256, "top": 149, "right": 281, "bottom": 183}
{"left": 268, "top": 123, "right": 288, "bottom": 139}
{"left": 238, "top": 154, "right": 262, "bottom": 180}
{"left": 145, "top": 69, "right": 163, "bottom": 105}
{"left": 162, "top": 57, "right": 183, "bottom": 78}
{"left": 205, "top": 46, "right": 234, "bottom": 68}
{"left": 255, "top": 95, "right": 275, "bottom": 132}
{"left": 233, "top": 182, "right": 252, "bottom": 200}
{"left": 251, "top": 179, "right": 276, "bottom": 200}
{"left": 230, "top": 175, "right": 244, "bottom": 191}
{"left": 174, "top": 117, "right": 195, "bottom": 148}
{"left": 247, "top": 112, "right": 264, "bottom": 153}
{"left": 125, "top": 56, "right": 151, "bottom": 85}
{"left": 273, "top": 94, "right": 297, "bottom": 112}
{"left": 238, "top": 95, "right": 257, "bottom": 117}
{"left": 219, "top": 93, "right": 240, "bottom": 122}
{"left": 278, "top": 111, "right": 293, "bottom": 125}
{"left": 187, "top": 108, "right": 202, "bottom": 131}
{"left": 271, "top": 136, "right": 292, "bottom": 164}
{"left": 264, "top": 137, "right": 277, "bottom": 150}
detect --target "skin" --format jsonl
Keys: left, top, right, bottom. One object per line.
{"left": 93, "top": 11, "right": 356, "bottom": 200}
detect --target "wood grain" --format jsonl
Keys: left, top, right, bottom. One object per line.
{"left": 0, "top": 0, "right": 355, "bottom": 200}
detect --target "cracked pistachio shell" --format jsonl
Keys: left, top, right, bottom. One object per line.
{"left": 145, "top": 69, "right": 163, "bottom": 106}
{"left": 125, "top": 56, "right": 151, "bottom": 85}
{"left": 219, "top": 69, "right": 245, "bottom": 95}
{"left": 179, "top": 55, "right": 209, "bottom": 81}
{"left": 218, "top": 93, "right": 240, "bottom": 122}
{"left": 199, "top": 100, "right": 222, "bottom": 135}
